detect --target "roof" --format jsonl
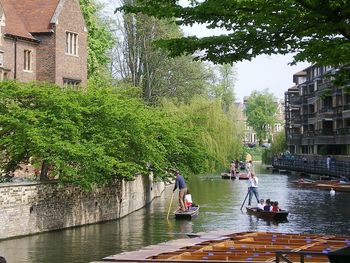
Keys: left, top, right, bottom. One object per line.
{"left": 0, "top": 0, "right": 36, "bottom": 40}
{"left": 8, "top": 0, "right": 60, "bottom": 33}
{"left": 0, "top": 0, "right": 62, "bottom": 41}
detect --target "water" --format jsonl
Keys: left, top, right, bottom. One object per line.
{"left": 1, "top": 164, "right": 350, "bottom": 263}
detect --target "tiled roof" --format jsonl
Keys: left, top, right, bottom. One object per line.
{"left": 0, "top": 0, "right": 36, "bottom": 40}
{"left": 8, "top": 0, "right": 60, "bottom": 33}
{"left": 1, "top": 0, "right": 61, "bottom": 41}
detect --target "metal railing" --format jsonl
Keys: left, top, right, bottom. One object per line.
{"left": 272, "top": 154, "right": 350, "bottom": 179}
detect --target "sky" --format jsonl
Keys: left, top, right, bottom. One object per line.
{"left": 180, "top": 23, "right": 310, "bottom": 102}
{"left": 101, "top": 0, "right": 310, "bottom": 102}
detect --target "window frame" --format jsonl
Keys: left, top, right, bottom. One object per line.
{"left": 65, "top": 31, "right": 79, "bottom": 56}
{"left": 23, "top": 49, "right": 32, "bottom": 71}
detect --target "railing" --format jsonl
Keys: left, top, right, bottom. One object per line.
{"left": 272, "top": 154, "right": 350, "bottom": 179}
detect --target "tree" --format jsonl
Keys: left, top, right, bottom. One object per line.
{"left": 244, "top": 90, "right": 278, "bottom": 144}
{"left": 262, "top": 130, "right": 287, "bottom": 164}
{"left": 118, "top": 1, "right": 350, "bottom": 73}
{"left": 207, "top": 63, "right": 236, "bottom": 112}
{"left": 80, "top": 0, "right": 114, "bottom": 80}
{"left": 111, "top": 0, "right": 211, "bottom": 104}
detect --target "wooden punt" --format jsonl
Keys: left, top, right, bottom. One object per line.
{"left": 221, "top": 172, "right": 249, "bottom": 180}
{"left": 174, "top": 205, "right": 199, "bottom": 220}
{"left": 292, "top": 179, "right": 350, "bottom": 192}
{"left": 100, "top": 231, "right": 350, "bottom": 263}
{"left": 246, "top": 207, "right": 289, "bottom": 221}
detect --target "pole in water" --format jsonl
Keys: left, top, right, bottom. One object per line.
{"left": 167, "top": 192, "right": 175, "bottom": 220}
{"left": 240, "top": 190, "right": 249, "bottom": 210}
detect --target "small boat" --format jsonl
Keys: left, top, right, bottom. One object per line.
{"left": 221, "top": 172, "right": 249, "bottom": 180}
{"left": 221, "top": 172, "right": 237, "bottom": 179}
{"left": 246, "top": 207, "right": 289, "bottom": 221}
{"left": 174, "top": 205, "right": 199, "bottom": 220}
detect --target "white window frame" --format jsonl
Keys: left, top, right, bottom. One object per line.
{"left": 0, "top": 51, "right": 3, "bottom": 67}
{"left": 65, "top": 31, "right": 78, "bottom": 56}
{"left": 24, "top": 49, "right": 32, "bottom": 71}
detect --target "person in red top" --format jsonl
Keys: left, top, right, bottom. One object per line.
{"left": 271, "top": 201, "right": 280, "bottom": 212}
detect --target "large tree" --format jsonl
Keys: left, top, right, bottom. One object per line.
{"left": 244, "top": 90, "right": 278, "bottom": 144}
{"left": 111, "top": 0, "right": 212, "bottom": 103}
{"left": 118, "top": 1, "right": 350, "bottom": 73}
{"left": 80, "top": 0, "right": 114, "bottom": 80}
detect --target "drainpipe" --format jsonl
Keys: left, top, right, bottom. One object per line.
{"left": 13, "top": 37, "right": 17, "bottom": 79}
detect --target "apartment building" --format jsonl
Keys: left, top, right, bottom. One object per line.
{"left": 285, "top": 65, "right": 350, "bottom": 155}
{"left": 0, "top": 0, "right": 87, "bottom": 86}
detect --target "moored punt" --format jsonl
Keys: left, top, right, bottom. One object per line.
{"left": 94, "top": 231, "right": 350, "bottom": 263}
{"left": 175, "top": 205, "right": 199, "bottom": 220}
{"left": 246, "top": 207, "right": 289, "bottom": 221}
{"left": 292, "top": 179, "right": 350, "bottom": 192}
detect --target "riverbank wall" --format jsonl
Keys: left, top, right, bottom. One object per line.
{"left": 0, "top": 173, "right": 165, "bottom": 240}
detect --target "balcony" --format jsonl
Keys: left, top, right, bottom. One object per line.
{"left": 315, "top": 129, "right": 334, "bottom": 136}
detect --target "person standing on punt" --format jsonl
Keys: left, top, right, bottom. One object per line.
{"left": 173, "top": 170, "right": 188, "bottom": 212}
{"left": 247, "top": 172, "right": 259, "bottom": 206}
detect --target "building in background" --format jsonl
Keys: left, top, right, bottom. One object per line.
{"left": 236, "top": 97, "right": 284, "bottom": 147}
{"left": 0, "top": 0, "right": 87, "bottom": 86}
{"left": 285, "top": 65, "right": 350, "bottom": 155}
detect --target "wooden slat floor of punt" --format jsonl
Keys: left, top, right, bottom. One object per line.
{"left": 91, "top": 231, "right": 350, "bottom": 263}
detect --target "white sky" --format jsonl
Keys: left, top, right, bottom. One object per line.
{"left": 180, "top": 23, "right": 310, "bottom": 102}
{"left": 101, "top": 0, "right": 310, "bottom": 102}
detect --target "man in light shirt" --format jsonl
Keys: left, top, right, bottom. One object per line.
{"left": 248, "top": 173, "right": 259, "bottom": 206}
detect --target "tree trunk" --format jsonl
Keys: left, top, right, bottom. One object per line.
{"left": 40, "top": 160, "right": 49, "bottom": 181}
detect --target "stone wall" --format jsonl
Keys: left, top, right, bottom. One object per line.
{"left": 0, "top": 173, "right": 164, "bottom": 240}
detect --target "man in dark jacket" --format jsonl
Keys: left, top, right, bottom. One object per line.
{"left": 173, "top": 170, "right": 187, "bottom": 212}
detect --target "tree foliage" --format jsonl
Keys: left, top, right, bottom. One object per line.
{"left": 262, "top": 130, "right": 287, "bottom": 164}
{"left": 118, "top": 0, "right": 350, "bottom": 71}
{"left": 112, "top": 1, "right": 211, "bottom": 104}
{"left": 244, "top": 90, "right": 278, "bottom": 144}
{"left": 0, "top": 81, "right": 242, "bottom": 187}
{"left": 80, "top": 0, "right": 115, "bottom": 80}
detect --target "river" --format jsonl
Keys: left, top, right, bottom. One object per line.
{"left": 1, "top": 164, "right": 350, "bottom": 263}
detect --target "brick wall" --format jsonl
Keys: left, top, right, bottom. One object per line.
{"left": 55, "top": 0, "right": 87, "bottom": 86}
{"left": 1, "top": 38, "right": 37, "bottom": 82}
{"left": 0, "top": 174, "right": 165, "bottom": 240}
{"left": 34, "top": 34, "right": 56, "bottom": 83}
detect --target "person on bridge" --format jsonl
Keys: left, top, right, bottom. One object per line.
{"left": 173, "top": 170, "right": 188, "bottom": 212}
{"left": 247, "top": 172, "right": 259, "bottom": 206}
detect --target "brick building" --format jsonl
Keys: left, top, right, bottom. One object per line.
{"left": 0, "top": 0, "right": 87, "bottom": 86}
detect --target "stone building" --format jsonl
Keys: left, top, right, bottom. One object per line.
{"left": 0, "top": 0, "right": 87, "bottom": 86}
{"left": 285, "top": 65, "right": 350, "bottom": 155}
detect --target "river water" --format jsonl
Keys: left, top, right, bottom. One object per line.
{"left": 1, "top": 164, "right": 350, "bottom": 263}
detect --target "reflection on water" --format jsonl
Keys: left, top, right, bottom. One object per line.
{"left": 1, "top": 163, "right": 350, "bottom": 263}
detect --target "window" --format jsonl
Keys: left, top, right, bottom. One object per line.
{"left": 0, "top": 52, "right": 3, "bottom": 67}
{"left": 24, "top": 50, "right": 32, "bottom": 71}
{"left": 65, "top": 32, "right": 78, "bottom": 55}
{"left": 63, "top": 78, "right": 81, "bottom": 86}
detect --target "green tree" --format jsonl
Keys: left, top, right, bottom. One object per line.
{"left": 262, "top": 130, "right": 287, "bottom": 164}
{"left": 207, "top": 63, "right": 236, "bottom": 112}
{"left": 113, "top": 1, "right": 210, "bottom": 104}
{"left": 118, "top": 0, "right": 350, "bottom": 74}
{"left": 244, "top": 90, "right": 278, "bottom": 144}
{"left": 0, "top": 81, "right": 243, "bottom": 187}
{"left": 80, "top": 0, "right": 114, "bottom": 81}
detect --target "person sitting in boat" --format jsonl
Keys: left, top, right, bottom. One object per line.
{"left": 263, "top": 199, "right": 272, "bottom": 211}
{"left": 185, "top": 189, "right": 193, "bottom": 210}
{"left": 271, "top": 201, "right": 280, "bottom": 212}
{"left": 257, "top": 199, "right": 265, "bottom": 211}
